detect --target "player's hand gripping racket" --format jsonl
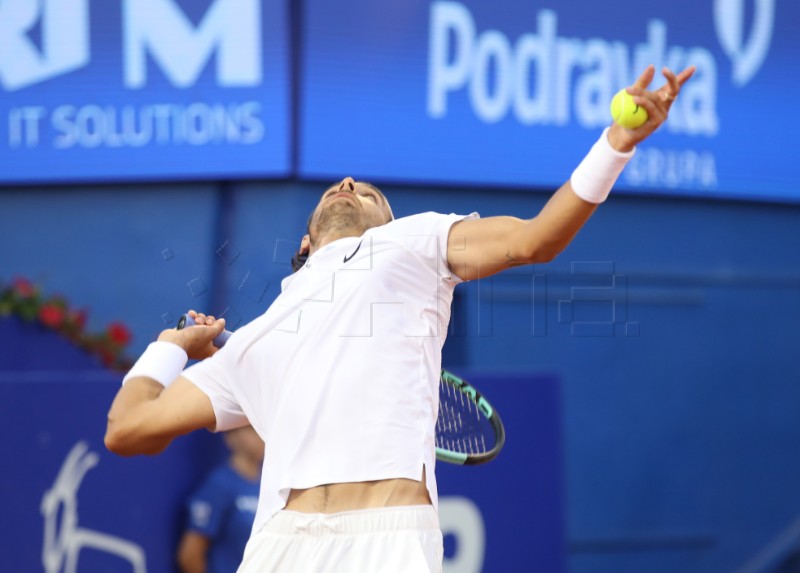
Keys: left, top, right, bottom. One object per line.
{"left": 177, "top": 314, "right": 505, "bottom": 464}
{"left": 176, "top": 313, "right": 232, "bottom": 348}
{"left": 436, "top": 370, "right": 505, "bottom": 465}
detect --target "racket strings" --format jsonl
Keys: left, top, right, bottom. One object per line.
{"left": 436, "top": 378, "right": 493, "bottom": 455}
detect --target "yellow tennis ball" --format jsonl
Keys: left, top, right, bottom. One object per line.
{"left": 610, "top": 89, "right": 648, "bottom": 129}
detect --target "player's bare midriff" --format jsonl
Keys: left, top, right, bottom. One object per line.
{"left": 286, "top": 477, "right": 432, "bottom": 513}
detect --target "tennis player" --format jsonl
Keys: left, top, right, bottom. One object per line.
{"left": 106, "top": 65, "right": 694, "bottom": 572}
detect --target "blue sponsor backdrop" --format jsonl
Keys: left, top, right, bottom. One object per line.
{"left": 299, "top": 0, "right": 798, "bottom": 202}
{"left": 0, "top": 0, "right": 290, "bottom": 182}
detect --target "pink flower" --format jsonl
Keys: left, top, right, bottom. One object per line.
{"left": 107, "top": 321, "right": 132, "bottom": 346}
{"left": 39, "top": 304, "right": 65, "bottom": 328}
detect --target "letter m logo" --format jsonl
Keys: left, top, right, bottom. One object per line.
{"left": 123, "top": 0, "right": 262, "bottom": 89}
{"left": 0, "top": 0, "right": 90, "bottom": 92}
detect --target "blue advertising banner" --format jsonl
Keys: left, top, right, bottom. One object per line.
{"left": 299, "top": 0, "right": 798, "bottom": 203}
{"left": 0, "top": 0, "right": 290, "bottom": 183}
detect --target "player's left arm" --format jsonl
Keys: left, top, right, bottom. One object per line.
{"left": 447, "top": 65, "right": 695, "bottom": 282}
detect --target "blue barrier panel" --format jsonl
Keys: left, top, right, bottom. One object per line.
{"left": 0, "top": 379, "right": 227, "bottom": 573}
{"left": 0, "top": 373, "right": 563, "bottom": 572}
{"left": 0, "top": 0, "right": 290, "bottom": 183}
{"left": 299, "top": 0, "right": 797, "bottom": 203}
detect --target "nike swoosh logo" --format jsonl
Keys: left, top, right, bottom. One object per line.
{"left": 343, "top": 240, "right": 363, "bottom": 263}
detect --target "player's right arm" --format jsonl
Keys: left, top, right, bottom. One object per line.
{"left": 105, "top": 313, "right": 226, "bottom": 456}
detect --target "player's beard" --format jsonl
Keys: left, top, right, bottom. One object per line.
{"left": 311, "top": 199, "right": 368, "bottom": 244}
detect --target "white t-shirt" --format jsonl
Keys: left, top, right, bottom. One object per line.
{"left": 183, "top": 211, "right": 477, "bottom": 534}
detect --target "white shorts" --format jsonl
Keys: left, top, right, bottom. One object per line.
{"left": 238, "top": 505, "right": 443, "bottom": 573}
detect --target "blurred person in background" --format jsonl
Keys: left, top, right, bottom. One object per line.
{"left": 177, "top": 426, "right": 263, "bottom": 573}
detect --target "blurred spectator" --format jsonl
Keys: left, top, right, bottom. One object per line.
{"left": 177, "top": 426, "right": 263, "bottom": 573}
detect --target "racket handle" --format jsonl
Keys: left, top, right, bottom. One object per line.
{"left": 176, "top": 313, "right": 232, "bottom": 348}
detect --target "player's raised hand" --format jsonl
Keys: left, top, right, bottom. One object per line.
{"left": 608, "top": 64, "right": 696, "bottom": 152}
{"left": 158, "top": 310, "right": 225, "bottom": 360}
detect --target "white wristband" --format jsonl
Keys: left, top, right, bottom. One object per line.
{"left": 122, "top": 341, "right": 188, "bottom": 388}
{"left": 570, "top": 128, "right": 635, "bottom": 204}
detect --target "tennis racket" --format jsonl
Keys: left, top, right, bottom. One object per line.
{"left": 436, "top": 369, "right": 505, "bottom": 465}
{"left": 176, "top": 314, "right": 505, "bottom": 464}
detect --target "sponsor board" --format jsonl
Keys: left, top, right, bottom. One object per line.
{"left": 0, "top": 0, "right": 290, "bottom": 182}
{"left": 300, "top": 0, "right": 796, "bottom": 202}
